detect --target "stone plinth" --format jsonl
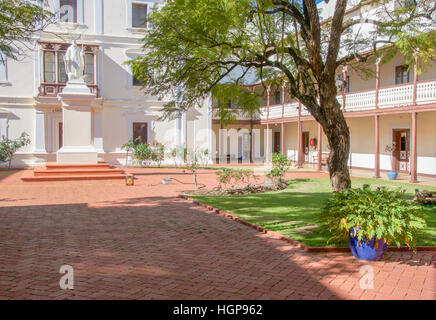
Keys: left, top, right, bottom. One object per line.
{"left": 57, "top": 80, "right": 98, "bottom": 164}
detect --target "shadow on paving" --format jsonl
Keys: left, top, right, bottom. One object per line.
{"left": 0, "top": 197, "right": 363, "bottom": 300}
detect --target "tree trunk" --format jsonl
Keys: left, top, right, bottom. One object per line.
{"left": 318, "top": 92, "right": 351, "bottom": 192}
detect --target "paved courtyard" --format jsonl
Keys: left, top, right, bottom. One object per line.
{"left": 0, "top": 168, "right": 434, "bottom": 300}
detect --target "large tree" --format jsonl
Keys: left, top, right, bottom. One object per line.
{"left": 0, "top": 0, "right": 54, "bottom": 62}
{"left": 129, "top": 0, "right": 436, "bottom": 191}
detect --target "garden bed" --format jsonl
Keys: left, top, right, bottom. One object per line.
{"left": 188, "top": 178, "right": 436, "bottom": 247}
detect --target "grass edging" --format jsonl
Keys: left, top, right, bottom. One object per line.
{"left": 179, "top": 194, "right": 436, "bottom": 253}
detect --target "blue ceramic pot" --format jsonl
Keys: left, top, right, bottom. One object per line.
{"left": 325, "top": 164, "right": 329, "bottom": 172}
{"left": 349, "top": 228, "right": 387, "bottom": 261}
{"left": 386, "top": 171, "right": 398, "bottom": 180}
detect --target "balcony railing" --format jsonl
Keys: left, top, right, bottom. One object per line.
{"left": 38, "top": 82, "right": 100, "bottom": 97}
{"left": 260, "top": 79, "right": 436, "bottom": 120}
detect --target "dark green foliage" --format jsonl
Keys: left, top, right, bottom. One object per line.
{"left": 320, "top": 185, "right": 427, "bottom": 251}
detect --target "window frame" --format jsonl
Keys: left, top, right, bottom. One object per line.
{"left": 43, "top": 50, "right": 57, "bottom": 83}
{"left": 55, "top": 0, "right": 84, "bottom": 25}
{"left": 132, "top": 122, "right": 149, "bottom": 145}
{"left": 59, "top": 0, "right": 78, "bottom": 23}
{"left": 126, "top": 0, "right": 156, "bottom": 30}
{"left": 395, "top": 65, "right": 410, "bottom": 85}
{"left": 41, "top": 43, "right": 97, "bottom": 85}
{"left": 132, "top": 3, "right": 148, "bottom": 28}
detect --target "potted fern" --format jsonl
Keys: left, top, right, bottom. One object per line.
{"left": 385, "top": 143, "right": 398, "bottom": 180}
{"left": 320, "top": 185, "right": 426, "bottom": 261}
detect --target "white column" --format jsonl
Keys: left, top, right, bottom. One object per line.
{"left": 34, "top": 108, "right": 47, "bottom": 153}
{"left": 77, "top": 0, "right": 85, "bottom": 25}
{"left": 94, "top": 108, "right": 104, "bottom": 153}
{"left": 181, "top": 111, "right": 186, "bottom": 147}
{"left": 33, "top": 40, "right": 41, "bottom": 96}
{"left": 207, "top": 93, "right": 213, "bottom": 163}
{"left": 94, "top": 0, "right": 103, "bottom": 34}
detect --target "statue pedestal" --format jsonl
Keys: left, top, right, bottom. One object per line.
{"left": 57, "top": 80, "right": 98, "bottom": 164}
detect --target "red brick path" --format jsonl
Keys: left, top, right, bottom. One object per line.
{"left": 0, "top": 168, "right": 434, "bottom": 300}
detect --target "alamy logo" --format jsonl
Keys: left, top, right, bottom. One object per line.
{"left": 60, "top": 4, "right": 75, "bottom": 23}
{"left": 359, "top": 265, "right": 374, "bottom": 290}
{"left": 59, "top": 265, "right": 74, "bottom": 290}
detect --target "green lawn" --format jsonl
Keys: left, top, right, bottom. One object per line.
{"left": 191, "top": 178, "right": 436, "bottom": 247}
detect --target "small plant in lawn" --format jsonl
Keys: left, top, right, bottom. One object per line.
{"left": 0, "top": 133, "right": 31, "bottom": 168}
{"left": 121, "top": 138, "right": 137, "bottom": 166}
{"left": 266, "top": 153, "right": 290, "bottom": 187}
{"left": 320, "top": 185, "right": 426, "bottom": 253}
{"left": 186, "top": 149, "right": 201, "bottom": 192}
{"left": 169, "top": 147, "right": 178, "bottom": 167}
{"left": 152, "top": 143, "right": 165, "bottom": 167}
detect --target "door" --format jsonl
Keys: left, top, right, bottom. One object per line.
{"left": 274, "top": 132, "right": 281, "bottom": 153}
{"left": 58, "top": 122, "right": 63, "bottom": 149}
{"left": 302, "top": 131, "right": 309, "bottom": 162}
{"left": 392, "top": 129, "right": 410, "bottom": 173}
{"left": 133, "top": 122, "right": 148, "bottom": 144}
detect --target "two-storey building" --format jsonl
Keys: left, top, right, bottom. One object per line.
{"left": 0, "top": 0, "right": 212, "bottom": 166}
{"left": 212, "top": 0, "right": 436, "bottom": 182}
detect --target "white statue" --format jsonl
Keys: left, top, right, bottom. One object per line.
{"left": 63, "top": 40, "right": 85, "bottom": 82}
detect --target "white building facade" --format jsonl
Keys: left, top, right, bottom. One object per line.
{"left": 0, "top": 0, "right": 212, "bottom": 167}
{"left": 1, "top": 0, "right": 435, "bottom": 183}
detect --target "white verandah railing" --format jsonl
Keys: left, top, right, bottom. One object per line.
{"left": 260, "top": 80, "right": 436, "bottom": 120}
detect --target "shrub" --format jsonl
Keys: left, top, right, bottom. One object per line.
{"left": 186, "top": 149, "right": 202, "bottom": 192}
{"left": 216, "top": 168, "right": 257, "bottom": 190}
{"left": 320, "top": 185, "right": 427, "bottom": 251}
{"left": 121, "top": 138, "right": 136, "bottom": 166}
{"left": 266, "top": 153, "right": 290, "bottom": 185}
{"left": 133, "top": 143, "right": 153, "bottom": 166}
{"left": 216, "top": 168, "right": 232, "bottom": 189}
{"left": 152, "top": 144, "right": 165, "bottom": 167}
{"left": 169, "top": 147, "right": 178, "bottom": 166}
{"left": 0, "top": 133, "right": 31, "bottom": 168}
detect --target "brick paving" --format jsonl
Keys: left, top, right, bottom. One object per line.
{"left": 0, "top": 168, "right": 434, "bottom": 300}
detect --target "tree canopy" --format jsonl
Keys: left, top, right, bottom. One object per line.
{"left": 0, "top": 0, "right": 54, "bottom": 62}
{"left": 129, "top": 0, "right": 436, "bottom": 191}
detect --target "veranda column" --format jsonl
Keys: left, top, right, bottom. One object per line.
{"left": 317, "top": 123, "right": 322, "bottom": 171}
{"left": 342, "top": 65, "right": 348, "bottom": 112}
{"left": 410, "top": 112, "right": 418, "bottom": 183}
{"left": 374, "top": 57, "right": 381, "bottom": 178}
{"left": 93, "top": 107, "right": 104, "bottom": 154}
{"left": 413, "top": 52, "right": 419, "bottom": 105}
{"left": 281, "top": 85, "right": 285, "bottom": 155}
{"left": 266, "top": 86, "right": 271, "bottom": 163}
{"left": 297, "top": 102, "right": 303, "bottom": 167}
{"left": 374, "top": 115, "right": 380, "bottom": 178}
{"left": 34, "top": 108, "right": 47, "bottom": 154}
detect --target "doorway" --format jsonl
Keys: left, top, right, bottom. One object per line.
{"left": 392, "top": 129, "right": 410, "bottom": 173}
{"left": 58, "top": 122, "right": 63, "bottom": 149}
{"left": 302, "top": 131, "right": 309, "bottom": 162}
{"left": 273, "top": 132, "right": 281, "bottom": 153}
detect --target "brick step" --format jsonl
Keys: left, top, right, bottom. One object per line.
{"left": 21, "top": 174, "right": 127, "bottom": 182}
{"left": 33, "top": 168, "right": 123, "bottom": 176}
{"left": 44, "top": 162, "right": 111, "bottom": 170}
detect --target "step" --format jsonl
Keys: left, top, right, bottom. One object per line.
{"left": 45, "top": 162, "right": 111, "bottom": 170}
{"left": 33, "top": 168, "right": 123, "bottom": 176}
{"left": 21, "top": 174, "right": 127, "bottom": 182}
